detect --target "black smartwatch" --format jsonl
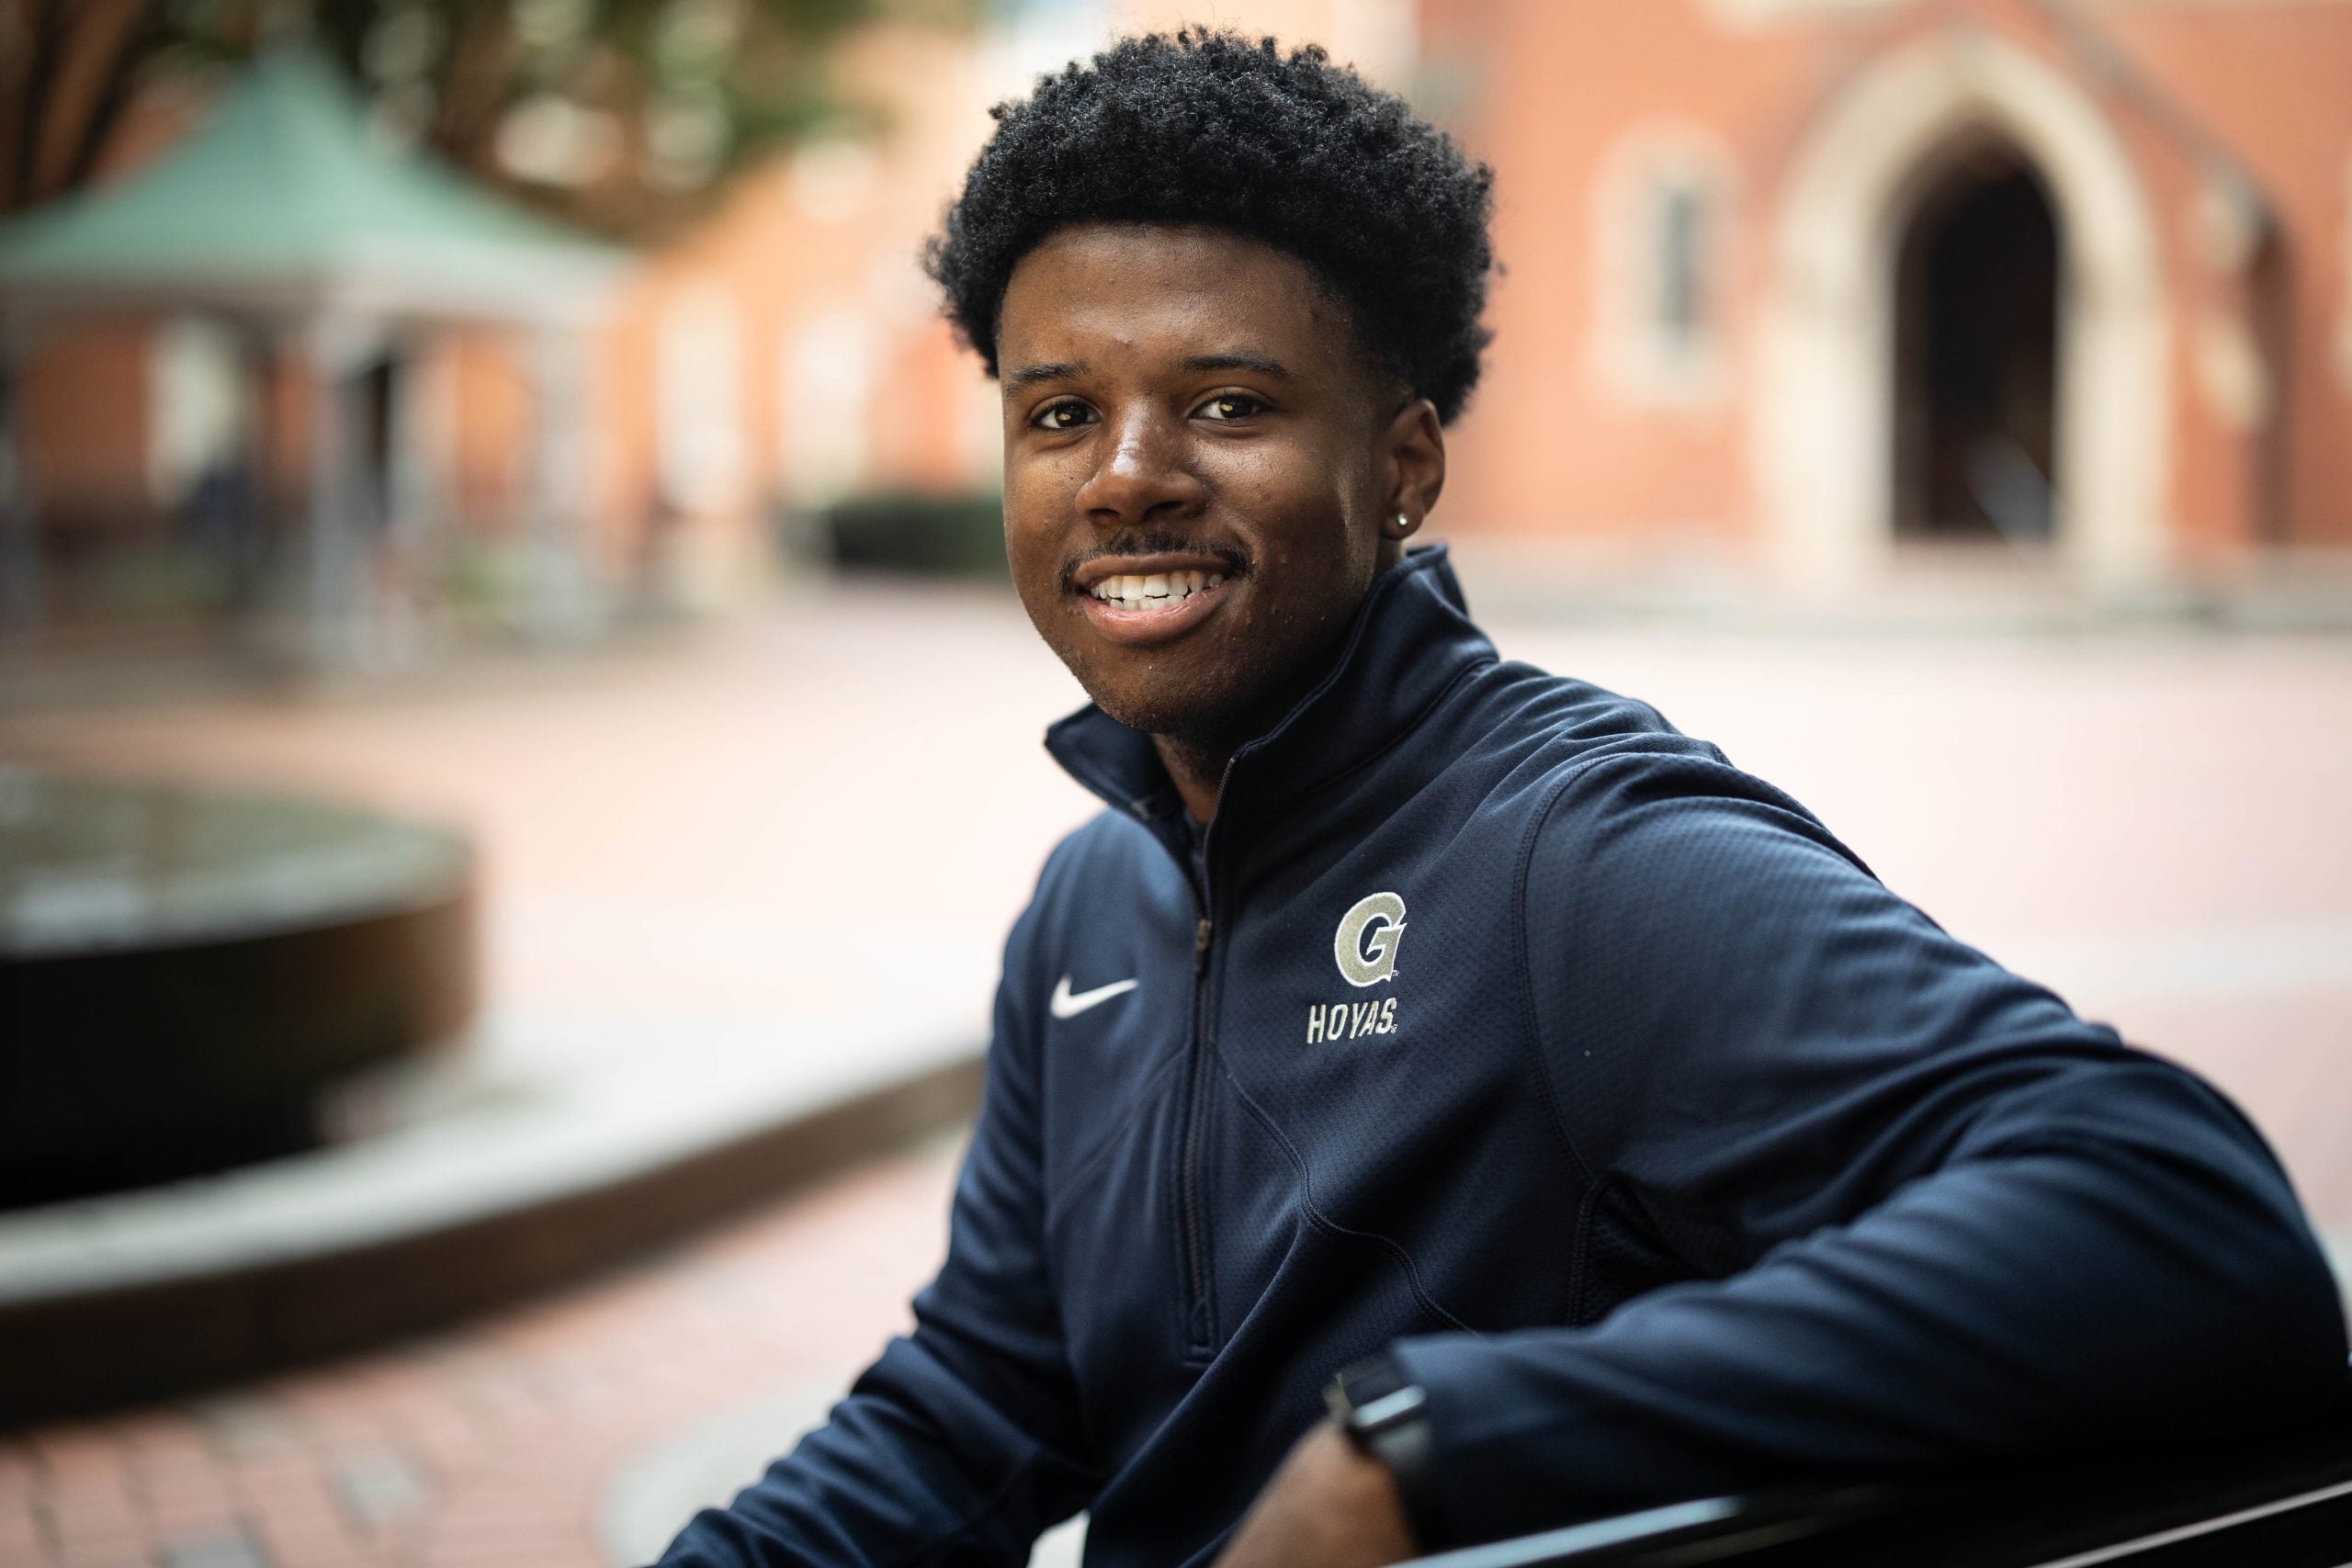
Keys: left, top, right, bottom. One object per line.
{"left": 1324, "top": 1350, "right": 1445, "bottom": 1548}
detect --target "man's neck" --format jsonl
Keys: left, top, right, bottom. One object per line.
{"left": 1145, "top": 562, "right": 1399, "bottom": 822}
{"left": 1153, "top": 732, "right": 1232, "bottom": 824}
{"left": 1150, "top": 649, "right": 1334, "bottom": 822}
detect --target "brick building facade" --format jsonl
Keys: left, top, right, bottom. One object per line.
{"left": 6, "top": 0, "right": 2346, "bottom": 641}
{"left": 1428, "top": 0, "right": 2352, "bottom": 592}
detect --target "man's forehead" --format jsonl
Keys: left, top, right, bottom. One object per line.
{"left": 996, "top": 222, "right": 1356, "bottom": 378}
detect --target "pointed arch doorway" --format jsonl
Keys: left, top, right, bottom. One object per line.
{"left": 1756, "top": 33, "right": 2170, "bottom": 593}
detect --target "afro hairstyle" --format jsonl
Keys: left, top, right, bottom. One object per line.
{"left": 924, "top": 29, "right": 1496, "bottom": 424}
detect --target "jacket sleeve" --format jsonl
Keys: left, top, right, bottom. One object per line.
{"left": 655, "top": 890, "right": 1094, "bottom": 1565}
{"left": 1389, "top": 751, "right": 2349, "bottom": 1546}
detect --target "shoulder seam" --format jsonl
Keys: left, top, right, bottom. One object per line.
{"left": 1509, "top": 760, "right": 1608, "bottom": 1190}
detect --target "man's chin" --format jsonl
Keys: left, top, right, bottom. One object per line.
{"left": 1086, "top": 689, "right": 1223, "bottom": 739}
{"left": 1069, "top": 635, "right": 1334, "bottom": 751}
{"left": 1077, "top": 669, "right": 1255, "bottom": 743}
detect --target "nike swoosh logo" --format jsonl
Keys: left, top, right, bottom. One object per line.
{"left": 1050, "top": 975, "right": 1139, "bottom": 1020}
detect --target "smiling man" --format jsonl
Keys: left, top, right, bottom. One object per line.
{"left": 656, "top": 31, "right": 2346, "bottom": 1568}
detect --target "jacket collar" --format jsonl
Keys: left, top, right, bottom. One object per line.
{"left": 1043, "top": 545, "right": 1496, "bottom": 840}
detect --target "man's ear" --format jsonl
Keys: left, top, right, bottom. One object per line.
{"left": 1380, "top": 397, "right": 1446, "bottom": 543}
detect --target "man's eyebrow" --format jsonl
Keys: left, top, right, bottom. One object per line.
{"left": 1001, "top": 352, "right": 1296, "bottom": 393}
{"left": 1182, "top": 352, "right": 1295, "bottom": 379}
{"left": 1003, "top": 361, "right": 1083, "bottom": 393}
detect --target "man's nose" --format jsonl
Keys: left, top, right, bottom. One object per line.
{"left": 1073, "top": 405, "right": 1207, "bottom": 527}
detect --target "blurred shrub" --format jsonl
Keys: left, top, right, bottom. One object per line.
{"left": 85, "top": 542, "right": 232, "bottom": 616}
{"left": 820, "top": 492, "right": 1006, "bottom": 579}
{"left": 438, "top": 536, "right": 526, "bottom": 624}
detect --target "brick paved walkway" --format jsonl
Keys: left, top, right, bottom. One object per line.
{"left": 0, "top": 1142, "right": 961, "bottom": 1568}
{"left": 4, "top": 577, "right": 2348, "bottom": 1565}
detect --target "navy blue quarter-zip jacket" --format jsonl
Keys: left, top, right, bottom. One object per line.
{"left": 660, "top": 547, "right": 2347, "bottom": 1566}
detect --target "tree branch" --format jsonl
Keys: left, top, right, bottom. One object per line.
{"left": 427, "top": 3, "right": 517, "bottom": 175}
{"left": 59, "top": 0, "right": 165, "bottom": 196}
{"left": 7, "top": 0, "right": 69, "bottom": 212}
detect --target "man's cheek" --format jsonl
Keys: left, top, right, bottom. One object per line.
{"left": 1000, "top": 526, "right": 1057, "bottom": 600}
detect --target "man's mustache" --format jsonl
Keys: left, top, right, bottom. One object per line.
{"left": 1059, "top": 532, "right": 1252, "bottom": 593}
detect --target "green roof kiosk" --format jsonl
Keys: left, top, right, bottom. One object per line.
{"left": 0, "top": 47, "right": 627, "bottom": 663}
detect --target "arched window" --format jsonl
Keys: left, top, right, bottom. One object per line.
{"left": 1655, "top": 179, "right": 1711, "bottom": 352}
{"left": 780, "top": 309, "right": 874, "bottom": 507}
{"left": 1592, "top": 124, "right": 1737, "bottom": 406}
{"left": 657, "top": 280, "right": 744, "bottom": 517}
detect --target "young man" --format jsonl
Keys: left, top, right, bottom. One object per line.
{"left": 660, "top": 32, "right": 2346, "bottom": 1568}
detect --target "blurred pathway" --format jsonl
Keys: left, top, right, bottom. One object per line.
{"left": 0, "top": 581, "right": 1102, "bottom": 1057}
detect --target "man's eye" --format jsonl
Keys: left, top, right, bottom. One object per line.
{"left": 1196, "top": 394, "right": 1265, "bottom": 423}
{"left": 1032, "top": 401, "right": 1095, "bottom": 431}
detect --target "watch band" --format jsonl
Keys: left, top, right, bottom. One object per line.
{"left": 1325, "top": 1352, "right": 1447, "bottom": 1548}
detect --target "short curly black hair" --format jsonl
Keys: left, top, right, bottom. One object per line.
{"left": 924, "top": 30, "right": 1495, "bottom": 424}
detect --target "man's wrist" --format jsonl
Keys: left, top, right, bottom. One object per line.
{"left": 1323, "top": 1351, "right": 1446, "bottom": 1548}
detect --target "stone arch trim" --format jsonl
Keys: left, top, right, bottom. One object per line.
{"left": 1589, "top": 118, "right": 1743, "bottom": 409}
{"left": 1754, "top": 28, "right": 2170, "bottom": 592}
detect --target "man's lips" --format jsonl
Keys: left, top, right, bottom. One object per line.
{"left": 1069, "top": 552, "right": 1239, "bottom": 647}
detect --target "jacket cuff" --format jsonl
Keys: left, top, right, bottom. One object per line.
{"left": 1385, "top": 1334, "right": 1487, "bottom": 1548}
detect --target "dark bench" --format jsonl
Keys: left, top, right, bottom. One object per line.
{"left": 1406, "top": 1397, "right": 2352, "bottom": 1567}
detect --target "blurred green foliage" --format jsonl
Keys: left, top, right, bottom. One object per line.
{"left": 0, "top": 0, "right": 977, "bottom": 237}
{"left": 820, "top": 491, "right": 1006, "bottom": 579}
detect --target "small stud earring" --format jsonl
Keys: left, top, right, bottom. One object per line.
{"left": 1391, "top": 512, "right": 1411, "bottom": 536}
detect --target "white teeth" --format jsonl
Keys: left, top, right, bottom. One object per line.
{"left": 1090, "top": 570, "right": 1227, "bottom": 607}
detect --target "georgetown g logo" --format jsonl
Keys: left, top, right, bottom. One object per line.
{"left": 1332, "top": 892, "right": 1407, "bottom": 987}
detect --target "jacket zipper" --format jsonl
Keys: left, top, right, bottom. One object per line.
{"left": 1179, "top": 912, "right": 1216, "bottom": 1356}
{"left": 1176, "top": 762, "right": 1237, "bottom": 1360}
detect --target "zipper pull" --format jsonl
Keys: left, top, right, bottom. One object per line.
{"left": 1194, "top": 919, "right": 1215, "bottom": 975}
